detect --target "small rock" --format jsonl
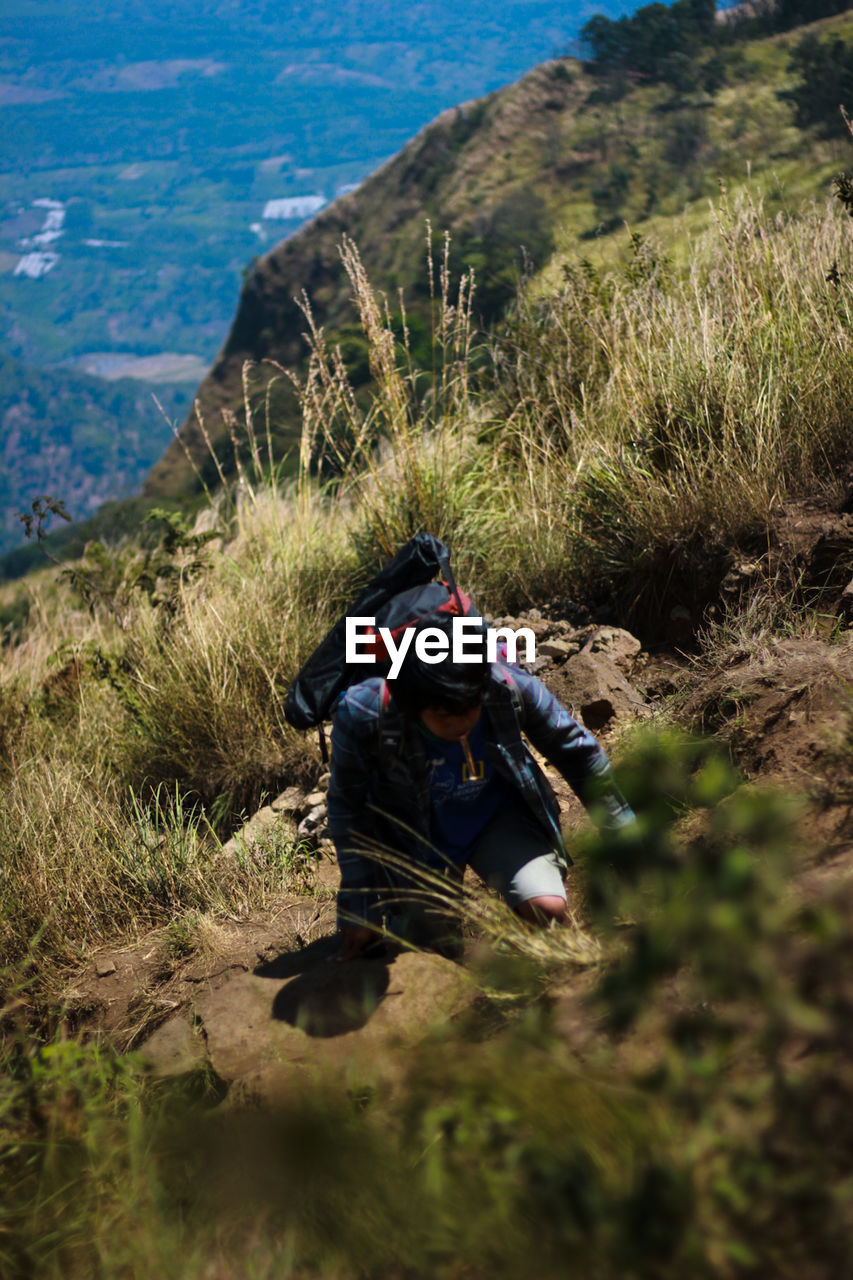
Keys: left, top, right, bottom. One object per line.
{"left": 589, "top": 627, "right": 643, "bottom": 673}
{"left": 304, "top": 790, "right": 326, "bottom": 808}
{"left": 219, "top": 804, "right": 284, "bottom": 859}
{"left": 298, "top": 804, "right": 328, "bottom": 838}
{"left": 542, "top": 597, "right": 591, "bottom": 627}
{"left": 719, "top": 560, "right": 762, "bottom": 596}
{"left": 95, "top": 958, "right": 117, "bottom": 978}
{"left": 539, "top": 638, "right": 579, "bottom": 660}
{"left": 317, "top": 772, "right": 331, "bottom": 791}
{"left": 271, "top": 786, "right": 305, "bottom": 814}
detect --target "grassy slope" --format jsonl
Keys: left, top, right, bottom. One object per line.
{"left": 3, "top": 175, "right": 852, "bottom": 959}
{"left": 545, "top": 14, "right": 850, "bottom": 271}
{"left": 143, "top": 9, "right": 853, "bottom": 502}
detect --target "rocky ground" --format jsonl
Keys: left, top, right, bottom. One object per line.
{"left": 64, "top": 602, "right": 853, "bottom": 1106}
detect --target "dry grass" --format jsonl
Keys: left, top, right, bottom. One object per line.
{"left": 0, "top": 481, "right": 358, "bottom": 973}
{"left": 491, "top": 194, "right": 853, "bottom": 615}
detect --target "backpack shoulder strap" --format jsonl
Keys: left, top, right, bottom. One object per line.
{"left": 487, "top": 663, "right": 523, "bottom": 721}
{"left": 377, "top": 680, "right": 404, "bottom": 761}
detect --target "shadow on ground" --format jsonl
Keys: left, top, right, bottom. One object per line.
{"left": 255, "top": 937, "right": 392, "bottom": 1037}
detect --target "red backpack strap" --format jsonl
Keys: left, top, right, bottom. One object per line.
{"left": 491, "top": 662, "right": 523, "bottom": 720}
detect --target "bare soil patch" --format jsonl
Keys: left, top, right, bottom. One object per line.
{"left": 678, "top": 632, "right": 853, "bottom": 861}
{"left": 681, "top": 634, "right": 853, "bottom": 787}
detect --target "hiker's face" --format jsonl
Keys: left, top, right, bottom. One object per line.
{"left": 420, "top": 704, "right": 481, "bottom": 741}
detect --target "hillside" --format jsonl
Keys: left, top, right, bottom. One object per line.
{"left": 0, "top": 0, "right": 639, "bottom": 565}
{"left": 144, "top": 4, "right": 853, "bottom": 502}
{"left": 3, "top": 6, "right": 851, "bottom": 566}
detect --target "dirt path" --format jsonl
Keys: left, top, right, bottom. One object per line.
{"left": 69, "top": 851, "right": 481, "bottom": 1103}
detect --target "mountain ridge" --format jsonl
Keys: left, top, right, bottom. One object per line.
{"left": 145, "top": 6, "right": 853, "bottom": 503}
{"left": 143, "top": 57, "right": 618, "bottom": 499}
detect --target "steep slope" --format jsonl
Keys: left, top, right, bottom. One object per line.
{"left": 143, "top": 60, "right": 574, "bottom": 500}
{"left": 144, "top": 8, "right": 853, "bottom": 502}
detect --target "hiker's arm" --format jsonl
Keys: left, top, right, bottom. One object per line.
{"left": 327, "top": 689, "right": 385, "bottom": 936}
{"left": 514, "top": 668, "right": 635, "bottom": 829}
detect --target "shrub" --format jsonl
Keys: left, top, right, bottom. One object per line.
{"left": 783, "top": 33, "right": 853, "bottom": 135}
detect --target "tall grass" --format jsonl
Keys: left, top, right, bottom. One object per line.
{"left": 0, "top": 486, "right": 357, "bottom": 973}
{"left": 287, "top": 229, "right": 503, "bottom": 576}
{"left": 492, "top": 194, "right": 853, "bottom": 616}
{"left": 112, "top": 494, "right": 358, "bottom": 813}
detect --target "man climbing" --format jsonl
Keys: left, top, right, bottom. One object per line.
{"left": 327, "top": 615, "right": 634, "bottom": 960}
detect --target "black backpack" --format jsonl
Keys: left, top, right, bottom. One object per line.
{"left": 284, "top": 533, "right": 479, "bottom": 740}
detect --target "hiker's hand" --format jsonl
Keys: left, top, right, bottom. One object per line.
{"left": 332, "top": 925, "right": 376, "bottom": 962}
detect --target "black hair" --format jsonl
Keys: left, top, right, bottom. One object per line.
{"left": 388, "top": 614, "right": 491, "bottom": 718}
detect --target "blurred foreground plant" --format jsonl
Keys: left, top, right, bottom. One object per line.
{"left": 579, "top": 731, "right": 853, "bottom": 1273}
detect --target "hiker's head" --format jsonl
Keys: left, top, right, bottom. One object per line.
{"left": 389, "top": 615, "right": 491, "bottom": 734}
{"left": 418, "top": 702, "right": 482, "bottom": 742}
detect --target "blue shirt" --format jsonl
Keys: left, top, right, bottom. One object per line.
{"left": 418, "top": 716, "right": 506, "bottom": 864}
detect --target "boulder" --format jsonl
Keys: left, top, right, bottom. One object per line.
{"left": 141, "top": 1013, "right": 208, "bottom": 1079}
{"left": 588, "top": 627, "right": 643, "bottom": 674}
{"left": 140, "top": 948, "right": 474, "bottom": 1101}
{"left": 271, "top": 785, "right": 306, "bottom": 814}
{"left": 542, "top": 649, "right": 650, "bottom": 732}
